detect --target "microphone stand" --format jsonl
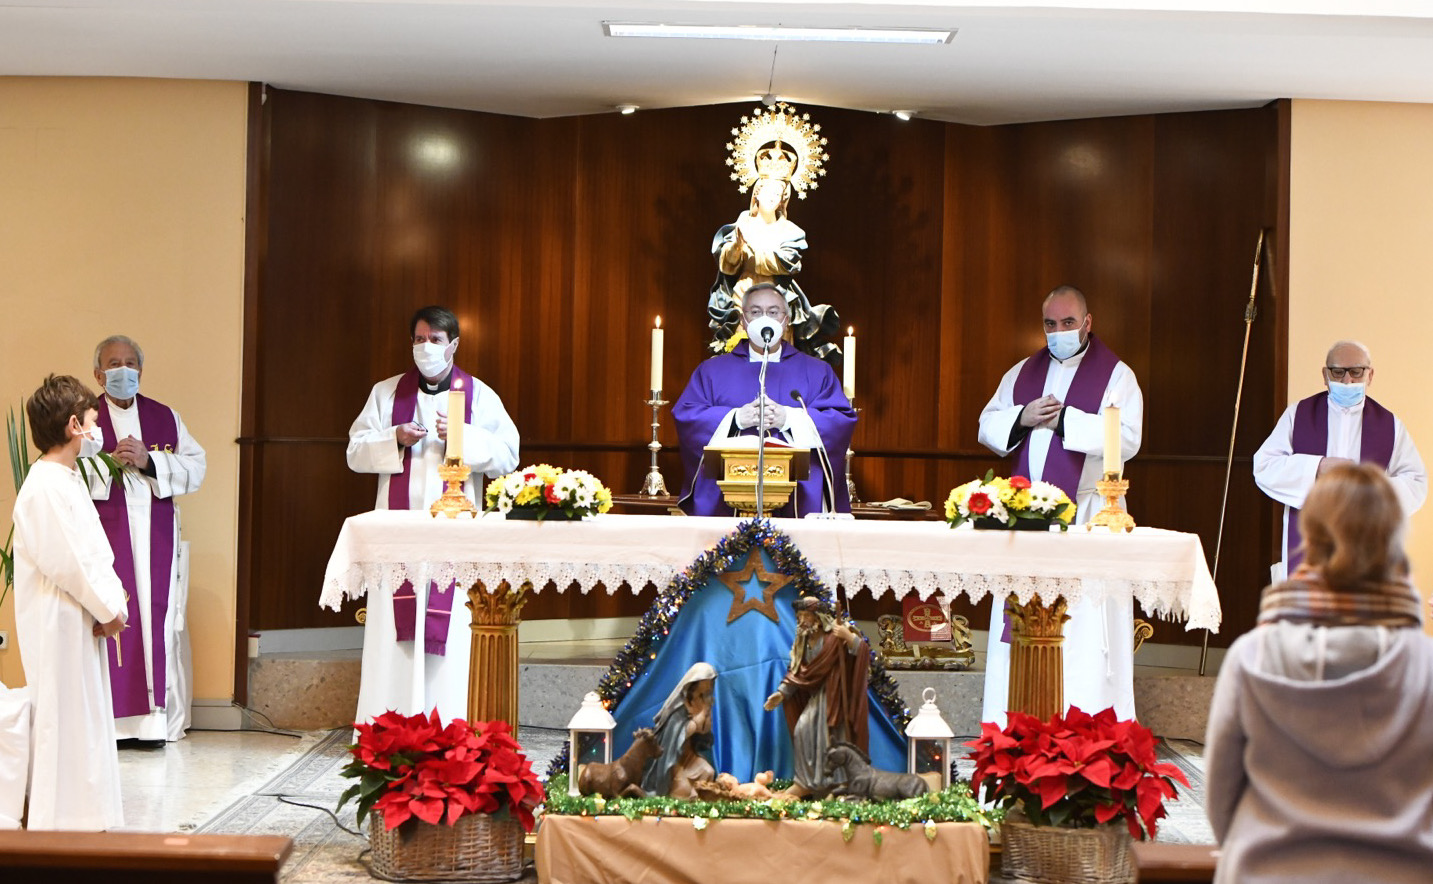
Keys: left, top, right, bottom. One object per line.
{"left": 756, "top": 332, "right": 772, "bottom": 516}
{"left": 792, "top": 391, "right": 837, "bottom": 514}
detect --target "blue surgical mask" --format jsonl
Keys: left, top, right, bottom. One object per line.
{"left": 1046, "top": 329, "right": 1083, "bottom": 361}
{"left": 1327, "top": 381, "right": 1366, "bottom": 409}
{"left": 103, "top": 366, "right": 140, "bottom": 400}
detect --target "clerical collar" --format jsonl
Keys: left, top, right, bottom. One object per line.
{"left": 419, "top": 373, "right": 452, "bottom": 394}
{"left": 747, "top": 343, "right": 784, "bottom": 363}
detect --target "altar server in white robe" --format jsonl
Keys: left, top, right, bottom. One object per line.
{"left": 13, "top": 375, "right": 128, "bottom": 830}
{"left": 347, "top": 305, "right": 520, "bottom": 724}
{"left": 87, "top": 335, "right": 206, "bottom": 744}
{"left": 977, "top": 285, "right": 1144, "bottom": 726}
{"left": 1253, "top": 340, "right": 1426, "bottom": 583}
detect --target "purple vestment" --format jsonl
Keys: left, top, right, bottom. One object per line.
{"left": 387, "top": 366, "right": 475, "bottom": 656}
{"left": 673, "top": 342, "right": 856, "bottom": 517}
{"left": 1286, "top": 391, "right": 1396, "bottom": 570}
{"left": 95, "top": 395, "right": 178, "bottom": 720}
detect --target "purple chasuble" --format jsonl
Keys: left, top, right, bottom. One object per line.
{"left": 95, "top": 395, "right": 178, "bottom": 720}
{"left": 1002, "top": 336, "right": 1120, "bottom": 641}
{"left": 387, "top": 367, "right": 475, "bottom": 656}
{"left": 1285, "top": 391, "right": 1396, "bottom": 570}
{"left": 672, "top": 342, "right": 856, "bottom": 517}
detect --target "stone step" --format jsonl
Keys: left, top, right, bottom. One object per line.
{"left": 248, "top": 652, "right": 1214, "bottom": 739}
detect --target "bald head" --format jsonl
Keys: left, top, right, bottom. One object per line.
{"left": 1323, "top": 340, "right": 1374, "bottom": 389}
{"left": 1043, "top": 285, "right": 1087, "bottom": 315}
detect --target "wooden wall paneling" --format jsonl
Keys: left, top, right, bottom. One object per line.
{"left": 243, "top": 93, "right": 1285, "bottom": 642}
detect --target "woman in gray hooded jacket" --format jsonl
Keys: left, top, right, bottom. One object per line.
{"left": 1205, "top": 462, "right": 1433, "bottom": 883}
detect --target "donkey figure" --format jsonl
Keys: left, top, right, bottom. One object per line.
{"left": 576, "top": 727, "right": 661, "bottom": 799}
{"left": 824, "top": 741, "right": 930, "bottom": 801}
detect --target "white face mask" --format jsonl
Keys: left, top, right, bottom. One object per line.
{"left": 1046, "top": 328, "right": 1083, "bottom": 361}
{"left": 413, "top": 341, "right": 452, "bottom": 378}
{"left": 745, "top": 316, "right": 784, "bottom": 350}
{"left": 78, "top": 424, "right": 104, "bottom": 459}
{"left": 103, "top": 366, "right": 141, "bottom": 400}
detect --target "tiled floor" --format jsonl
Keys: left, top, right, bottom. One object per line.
{"left": 108, "top": 723, "right": 1210, "bottom": 883}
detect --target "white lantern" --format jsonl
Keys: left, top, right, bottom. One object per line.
{"left": 905, "top": 687, "right": 955, "bottom": 791}
{"left": 566, "top": 691, "right": 617, "bottom": 796}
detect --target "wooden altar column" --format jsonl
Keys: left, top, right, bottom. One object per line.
{"left": 1005, "top": 595, "right": 1070, "bottom": 721}
{"left": 466, "top": 579, "right": 529, "bottom": 728}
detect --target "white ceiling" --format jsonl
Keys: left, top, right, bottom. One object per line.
{"left": 4, "top": 1, "right": 1433, "bottom": 124}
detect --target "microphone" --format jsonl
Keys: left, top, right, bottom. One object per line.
{"left": 791, "top": 390, "right": 838, "bottom": 514}
{"left": 761, "top": 325, "right": 775, "bottom": 343}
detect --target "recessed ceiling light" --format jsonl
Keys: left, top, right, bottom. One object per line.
{"left": 617, "top": 104, "right": 639, "bottom": 115}
{"left": 603, "top": 22, "right": 955, "bottom": 45}
{"left": 893, "top": 110, "right": 914, "bottom": 121}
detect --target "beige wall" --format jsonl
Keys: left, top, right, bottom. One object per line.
{"left": 0, "top": 78, "right": 248, "bottom": 695}
{"left": 1289, "top": 99, "right": 1433, "bottom": 629}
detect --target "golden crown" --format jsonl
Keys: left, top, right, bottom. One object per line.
{"left": 725, "top": 102, "right": 829, "bottom": 198}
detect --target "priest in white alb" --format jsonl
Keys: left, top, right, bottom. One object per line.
{"left": 976, "top": 285, "right": 1144, "bottom": 726}
{"left": 88, "top": 335, "right": 206, "bottom": 745}
{"left": 13, "top": 375, "right": 128, "bottom": 830}
{"left": 1253, "top": 340, "right": 1426, "bottom": 582}
{"left": 346, "top": 305, "right": 520, "bottom": 725}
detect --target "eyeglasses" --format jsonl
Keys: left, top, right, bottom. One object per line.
{"left": 1326, "top": 365, "right": 1369, "bottom": 381}
{"left": 743, "top": 307, "right": 788, "bottom": 320}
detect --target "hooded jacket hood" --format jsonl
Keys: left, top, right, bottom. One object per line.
{"left": 1238, "top": 621, "right": 1433, "bottom": 768}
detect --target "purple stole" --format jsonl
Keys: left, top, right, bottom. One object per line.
{"left": 387, "top": 367, "right": 474, "bottom": 656}
{"left": 1285, "top": 392, "right": 1396, "bottom": 570}
{"left": 95, "top": 395, "right": 178, "bottom": 720}
{"left": 1002, "top": 336, "right": 1120, "bottom": 641}
{"left": 1011, "top": 334, "right": 1121, "bottom": 498}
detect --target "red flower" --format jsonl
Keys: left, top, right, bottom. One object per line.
{"left": 967, "top": 491, "right": 993, "bottom": 515}
{"left": 1010, "top": 475, "right": 1032, "bottom": 490}
{"left": 965, "top": 706, "right": 1188, "bottom": 840}
{"left": 340, "top": 712, "right": 545, "bottom": 833}
{"left": 544, "top": 483, "right": 562, "bottom": 505}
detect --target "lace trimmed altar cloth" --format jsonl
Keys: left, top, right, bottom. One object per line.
{"left": 320, "top": 512, "right": 1221, "bottom": 632}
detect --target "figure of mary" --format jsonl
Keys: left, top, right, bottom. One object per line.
{"left": 708, "top": 147, "right": 836, "bottom": 359}
{"left": 639, "top": 662, "right": 718, "bottom": 798}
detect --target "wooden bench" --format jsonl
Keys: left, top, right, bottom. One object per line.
{"left": 1131, "top": 841, "right": 1218, "bottom": 883}
{"left": 0, "top": 830, "right": 292, "bottom": 884}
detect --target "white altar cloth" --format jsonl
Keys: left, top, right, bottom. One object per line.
{"left": 320, "top": 513, "right": 1221, "bottom": 632}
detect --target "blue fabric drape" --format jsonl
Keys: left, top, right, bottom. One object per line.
{"left": 610, "top": 548, "right": 906, "bottom": 781}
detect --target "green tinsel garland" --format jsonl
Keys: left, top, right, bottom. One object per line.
{"left": 542, "top": 773, "right": 999, "bottom": 841}
{"left": 545, "top": 518, "right": 913, "bottom": 781}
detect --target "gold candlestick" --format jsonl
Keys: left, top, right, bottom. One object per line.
{"left": 1087, "top": 470, "right": 1135, "bottom": 532}
{"left": 845, "top": 400, "right": 861, "bottom": 505}
{"left": 430, "top": 456, "right": 478, "bottom": 518}
{"left": 640, "top": 390, "right": 670, "bottom": 497}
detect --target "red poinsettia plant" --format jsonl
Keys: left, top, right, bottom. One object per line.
{"left": 967, "top": 706, "right": 1189, "bottom": 840}
{"left": 338, "top": 710, "right": 545, "bottom": 833}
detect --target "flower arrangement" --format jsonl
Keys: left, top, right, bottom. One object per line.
{"left": 966, "top": 706, "right": 1189, "bottom": 840}
{"left": 338, "top": 710, "right": 545, "bottom": 833}
{"left": 483, "top": 463, "right": 613, "bottom": 520}
{"left": 944, "top": 469, "right": 1074, "bottom": 530}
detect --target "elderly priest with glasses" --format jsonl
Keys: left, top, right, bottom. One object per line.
{"left": 673, "top": 283, "right": 856, "bottom": 517}
{"left": 1253, "top": 339, "right": 1426, "bottom": 582}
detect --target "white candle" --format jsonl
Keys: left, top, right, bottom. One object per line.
{"left": 1102, "top": 405, "right": 1120, "bottom": 475}
{"left": 650, "top": 317, "right": 664, "bottom": 392}
{"left": 843, "top": 327, "right": 856, "bottom": 400}
{"left": 446, "top": 380, "right": 464, "bottom": 460}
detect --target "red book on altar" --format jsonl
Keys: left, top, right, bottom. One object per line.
{"left": 902, "top": 594, "right": 952, "bottom": 643}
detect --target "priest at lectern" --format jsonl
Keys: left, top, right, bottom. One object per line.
{"left": 674, "top": 284, "right": 855, "bottom": 517}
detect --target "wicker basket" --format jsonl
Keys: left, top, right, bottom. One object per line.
{"left": 1001, "top": 812, "right": 1134, "bottom": 884}
{"left": 369, "top": 811, "right": 524, "bottom": 882}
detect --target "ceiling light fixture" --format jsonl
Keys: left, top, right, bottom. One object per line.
{"left": 617, "top": 104, "right": 639, "bottom": 115}
{"left": 603, "top": 23, "right": 955, "bottom": 45}
{"left": 893, "top": 110, "right": 914, "bottom": 121}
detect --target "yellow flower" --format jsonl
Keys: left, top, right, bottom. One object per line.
{"left": 515, "top": 484, "right": 541, "bottom": 506}
{"left": 1009, "top": 489, "right": 1031, "bottom": 511}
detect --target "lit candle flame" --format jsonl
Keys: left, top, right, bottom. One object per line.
{"left": 655, "top": 316, "right": 662, "bottom": 329}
